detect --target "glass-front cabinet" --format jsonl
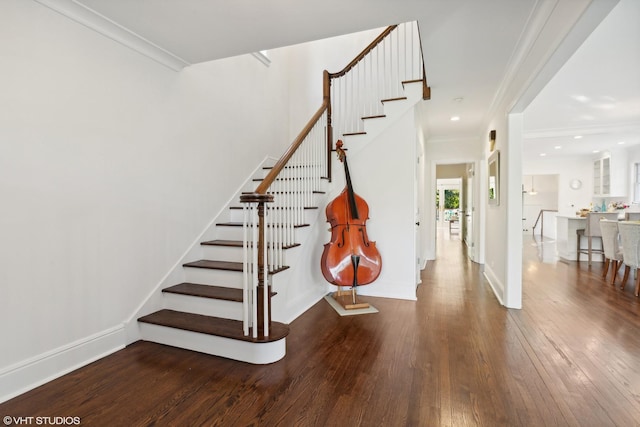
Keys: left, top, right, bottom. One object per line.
{"left": 593, "top": 153, "right": 625, "bottom": 197}
{"left": 593, "top": 157, "right": 610, "bottom": 195}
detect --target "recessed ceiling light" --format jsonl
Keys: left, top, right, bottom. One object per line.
{"left": 574, "top": 135, "right": 583, "bottom": 139}
{"left": 618, "top": 141, "right": 626, "bottom": 145}
{"left": 554, "top": 146, "right": 562, "bottom": 150}
{"left": 573, "top": 95, "right": 589, "bottom": 103}
{"left": 593, "top": 150, "right": 600, "bottom": 153}
{"left": 540, "top": 153, "right": 547, "bottom": 157}
{"left": 450, "top": 116, "right": 460, "bottom": 121}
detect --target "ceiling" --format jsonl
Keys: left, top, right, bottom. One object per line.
{"left": 45, "top": 0, "right": 638, "bottom": 159}
{"left": 523, "top": 0, "right": 640, "bottom": 159}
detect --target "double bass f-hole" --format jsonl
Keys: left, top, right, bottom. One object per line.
{"left": 320, "top": 140, "right": 382, "bottom": 289}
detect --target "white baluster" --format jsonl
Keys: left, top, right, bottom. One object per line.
{"left": 242, "top": 204, "right": 249, "bottom": 336}
{"left": 263, "top": 204, "right": 269, "bottom": 337}
{"left": 251, "top": 204, "right": 258, "bottom": 338}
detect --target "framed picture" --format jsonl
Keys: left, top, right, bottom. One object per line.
{"left": 488, "top": 150, "right": 500, "bottom": 206}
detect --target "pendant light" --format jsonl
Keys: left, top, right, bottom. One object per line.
{"left": 529, "top": 175, "right": 538, "bottom": 195}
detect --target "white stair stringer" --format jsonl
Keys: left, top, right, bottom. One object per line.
{"left": 341, "top": 81, "right": 424, "bottom": 156}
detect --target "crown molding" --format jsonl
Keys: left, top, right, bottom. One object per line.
{"left": 33, "top": 0, "right": 190, "bottom": 71}
{"left": 485, "top": 0, "right": 618, "bottom": 123}
{"left": 524, "top": 121, "right": 640, "bottom": 139}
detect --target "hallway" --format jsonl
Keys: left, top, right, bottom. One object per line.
{"left": 2, "top": 234, "right": 640, "bottom": 425}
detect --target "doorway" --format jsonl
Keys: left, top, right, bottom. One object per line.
{"left": 522, "top": 174, "right": 559, "bottom": 237}
{"left": 437, "top": 179, "right": 461, "bottom": 236}
{"left": 435, "top": 162, "right": 477, "bottom": 261}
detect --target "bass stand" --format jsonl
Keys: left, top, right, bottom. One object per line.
{"left": 332, "top": 255, "right": 370, "bottom": 310}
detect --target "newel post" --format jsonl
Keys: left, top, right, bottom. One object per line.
{"left": 240, "top": 192, "right": 274, "bottom": 338}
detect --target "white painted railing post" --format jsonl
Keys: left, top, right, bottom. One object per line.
{"left": 240, "top": 193, "right": 273, "bottom": 338}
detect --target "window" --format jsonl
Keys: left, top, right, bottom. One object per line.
{"left": 444, "top": 189, "right": 460, "bottom": 221}
{"left": 634, "top": 163, "right": 640, "bottom": 203}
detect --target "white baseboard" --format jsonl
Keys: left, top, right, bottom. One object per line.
{"left": 278, "top": 290, "right": 328, "bottom": 324}
{"left": 483, "top": 266, "right": 505, "bottom": 306}
{"left": 357, "top": 281, "right": 418, "bottom": 301}
{"left": 0, "top": 325, "right": 126, "bottom": 404}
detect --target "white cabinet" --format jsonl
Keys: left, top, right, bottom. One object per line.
{"left": 593, "top": 152, "right": 627, "bottom": 197}
{"left": 593, "top": 157, "right": 610, "bottom": 195}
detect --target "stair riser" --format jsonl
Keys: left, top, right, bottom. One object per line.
{"left": 201, "top": 245, "right": 292, "bottom": 265}
{"left": 215, "top": 225, "right": 308, "bottom": 242}
{"left": 229, "top": 208, "right": 319, "bottom": 225}
{"left": 201, "top": 245, "right": 244, "bottom": 263}
{"left": 163, "top": 293, "right": 243, "bottom": 321}
{"left": 139, "top": 324, "right": 286, "bottom": 364}
{"left": 184, "top": 267, "right": 244, "bottom": 288}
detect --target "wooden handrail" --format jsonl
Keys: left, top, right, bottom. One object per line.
{"left": 329, "top": 25, "right": 397, "bottom": 79}
{"left": 415, "top": 22, "right": 431, "bottom": 100}
{"left": 532, "top": 209, "right": 558, "bottom": 237}
{"left": 254, "top": 98, "right": 329, "bottom": 194}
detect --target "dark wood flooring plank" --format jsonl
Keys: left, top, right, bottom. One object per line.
{"left": 3, "top": 231, "right": 640, "bottom": 426}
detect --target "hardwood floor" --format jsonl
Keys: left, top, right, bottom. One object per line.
{"left": 3, "top": 230, "right": 640, "bottom": 426}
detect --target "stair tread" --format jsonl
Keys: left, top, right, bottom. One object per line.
{"left": 253, "top": 177, "right": 321, "bottom": 182}
{"left": 201, "top": 239, "right": 243, "bottom": 247}
{"left": 216, "top": 222, "right": 310, "bottom": 228}
{"left": 381, "top": 96, "right": 408, "bottom": 103}
{"left": 138, "top": 309, "right": 289, "bottom": 343}
{"left": 241, "top": 190, "right": 326, "bottom": 194}
{"left": 201, "top": 239, "right": 301, "bottom": 250}
{"left": 184, "top": 260, "right": 243, "bottom": 271}
{"left": 229, "top": 206, "right": 319, "bottom": 210}
{"left": 183, "top": 259, "right": 290, "bottom": 274}
{"left": 163, "top": 282, "right": 277, "bottom": 301}
{"left": 163, "top": 283, "right": 243, "bottom": 301}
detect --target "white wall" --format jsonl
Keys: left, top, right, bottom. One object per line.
{"left": 284, "top": 27, "right": 383, "bottom": 141}
{"left": 522, "top": 174, "right": 558, "bottom": 232}
{"left": 348, "top": 108, "right": 418, "bottom": 300}
{"left": 0, "top": 0, "right": 293, "bottom": 401}
{"left": 523, "top": 157, "right": 594, "bottom": 216}
{"left": 314, "top": 107, "right": 420, "bottom": 301}
{"left": 482, "top": 116, "right": 513, "bottom": 306}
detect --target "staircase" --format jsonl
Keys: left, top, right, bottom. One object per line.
{"left": 135, "top": 21, "right": 429, "bottom": 364}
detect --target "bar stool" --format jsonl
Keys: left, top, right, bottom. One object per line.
{"left": 617, "top": 221, "right": 640, "bottom": 296}
{"left": 600, "top": 219, "right": 623, "bottom": 285}
{"left": 576, "top": 212, "right": 619, "bottom": 265}
{"left": 625, "top": 212, "right": 640, "bottom": 221}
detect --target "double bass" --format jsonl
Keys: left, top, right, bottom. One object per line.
{"left": 321, "top": 140, "right": 382, "bottom": 300}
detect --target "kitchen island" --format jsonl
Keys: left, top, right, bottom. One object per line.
{"left": 556, "top": 215, "right": 590, "bottom": 262}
